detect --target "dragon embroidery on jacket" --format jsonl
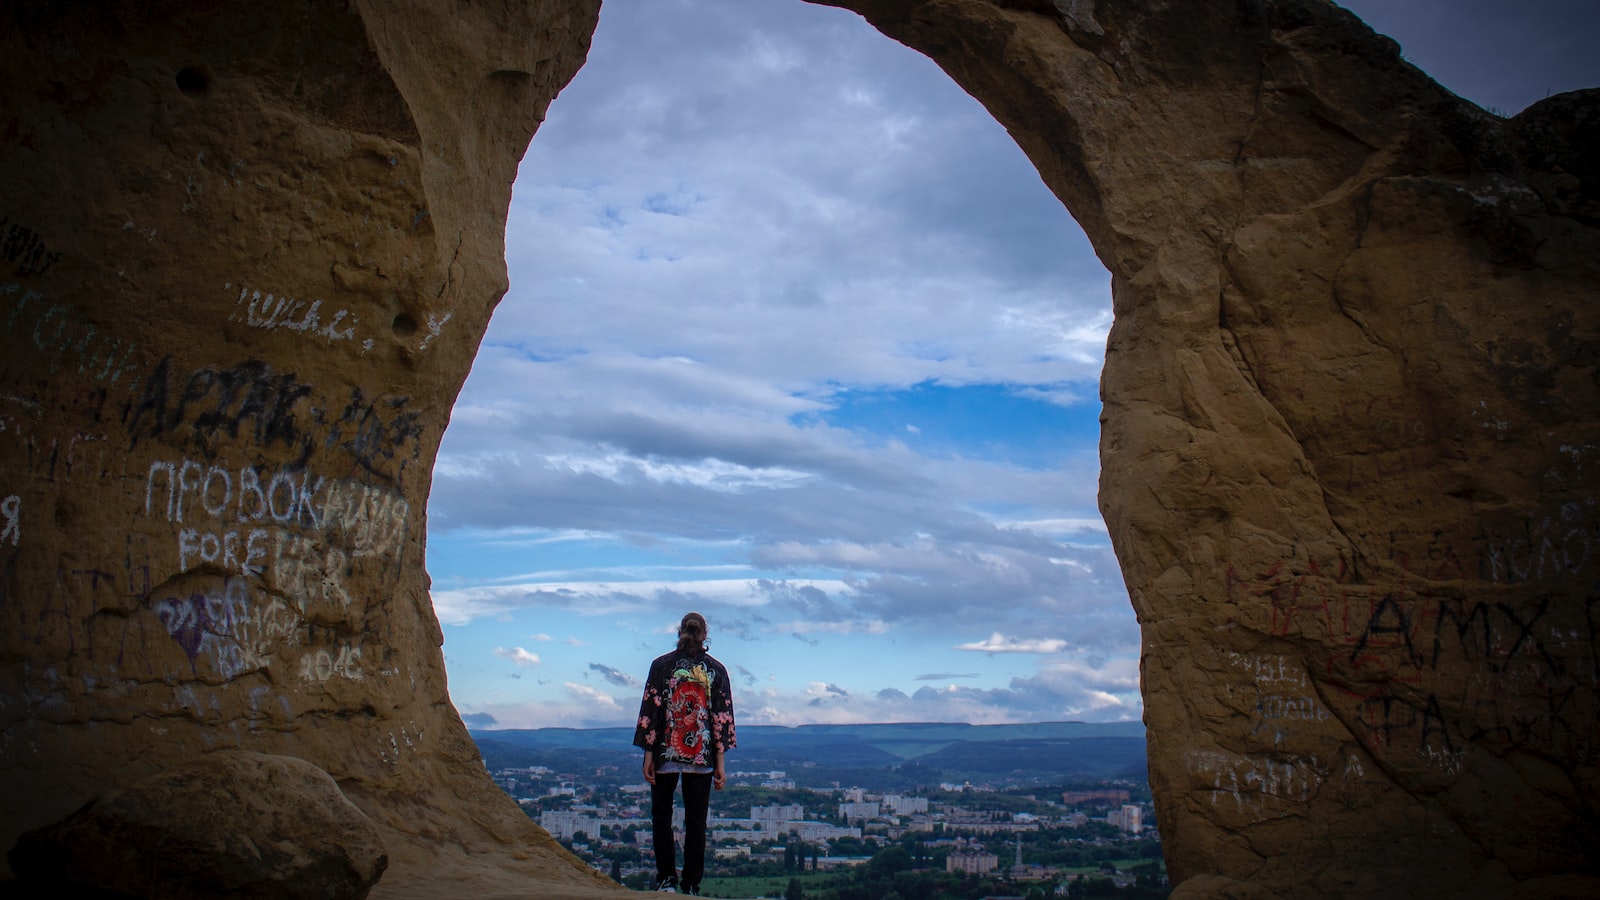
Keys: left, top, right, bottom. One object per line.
{"left": 666, "top": 662, "right": 713, "bottom": 761}
{"left": 634, "top": 652, "right": 736, "bottom": 767}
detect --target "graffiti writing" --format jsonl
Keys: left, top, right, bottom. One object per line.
{"left": 417, "top": 311, "right": 451, "bottom": 351}
{"left": 1225, "top": 504, "right": 1599, "bottom": 773}
{"left": 1228, "top": 559, "right": 1589, "bottom": 681}
{"left": 318, "top": 478, "right": 409, "bottom": 560}
{"left": 1480, "top": 501, "right": 1598, "bottom": 584}
{"left": 123, "top": 357, "right": 316, "bottom": 460}
{"left": 0, "top": 216, "right": 60, "bottom": 276}
{"left": 1, "top": 494, "right": 18, "bottom": 546}
{"left": 1226, "top": 651, "right": 1309, "bottom": 688}
{"left": 1339, "top": 591, "right": 1579, "bottom": 681}
{"left": 323, "top": 388, "right": 424, "bottom": 476}
{"left": 1346, "top": 690, "right": 1454, "bottom": 753}
{"left": 176, "top": 527, "right": 270, "bottom": 575}
{"left": 226, "top": 283, "right": 358, "bottom": 343}
{"left": 271, "top": 532, "right": 352, "bottom": 609}
{"left": 142, "top": 455, "right": 408, "bottom": 615}
{"left": 379, "top": 720, "right": 422, "bottom": 766}
{"left": 144, "top": 458, "right": 323, "bottom": 529}
{"left": 142, "top": 460, "right": 409, "bottom": 543}
{"left": 1225, "top": 652, "right": 1331, "bottom": 742}
{"left": 2, "top": 284, "right": 141, "bottom": 384}
{"left": 1259, "top": 694, "right": 1329, "bottom": 722}
{"left": 123, "top": 358, "right": 424, "bottom": 473}
{"left": 153, "top": 577, "right": 303, "bottom": 680}
{"left": 1185, "top": 749, "right": 1325, "bottom": 820}
{"left": 299, "top": 644, "right": 365, "bottom": 682}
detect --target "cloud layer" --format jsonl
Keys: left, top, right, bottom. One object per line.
{"left": 427, "top": 0, "right": 1127, "bottom": 729}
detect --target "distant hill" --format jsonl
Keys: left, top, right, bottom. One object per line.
{"left": 471, "top": 721, "right": 1147, "bottom": 786}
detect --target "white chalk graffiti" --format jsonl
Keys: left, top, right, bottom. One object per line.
{"left": 1417, "top": 744, "right": 1466, "bottom": 776}
{"left": 1186, "top": 749, "right": 1325, "bottom": 819}
{"left": 1228, "top": 652, "right": 1330, "bottom": 725}
{"left": 299, "top": 644, "right": 365, "bottom": 682}
{"left": 145, "top": 459, "right": 322, "bottom": 577}
{"left": 145, "top": 459, "right": 323, "bottom": 528}
{"left": 417, "top": 311, "right": 452, "bottom": 351}
{"left": 1226, "top": 652, "right": 1310, "bottom": 688}
{"left": 145, "top": 459, "right": 408, "bottom": 555}
{"left": 319, "top": 478, "right": 409, "bottom": 559}
{"left": 227, "top": 283, "right": 357, "bottom": 343}
{"left": 136, "top": 445, "right": 408, "bottom": 681}
{"left": 378, "top": 720, "right": 423, "bottom": 766}
{"left": 177, "top": 527, "right": 270, "bottom": 575}
{"left": 1343, "top": 754, "right": 1364, "bottom": 780}
{"left": 1, "top": 494, "right": 17, "bottom": 546}
{"left": 1258, "top": 694, "right": 1330, "bottom": 722}
{"left": 272, "top": 532, "right": 352, "bottom": 609}
{"left": 143, "top": 460, "right": 408, "bottom": 614}
{"left": 2, "top": 283, "right": 142, "bottom": 383}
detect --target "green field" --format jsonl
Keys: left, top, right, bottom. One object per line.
{"left": 697, "top": 860, "right": 1163, "bottom": 898}
{"left": 700, "top": 871, "right": 852, "bottom": 899}
{"left": 1059, "top": 858, "right": 1159, "bottom": 875}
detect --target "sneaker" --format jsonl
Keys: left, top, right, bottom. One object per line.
{"left": 680, "top": 885, "right": 701, "bottom": 896}
{"left": 655, "top": 875, "right": 679, "bottom": 893}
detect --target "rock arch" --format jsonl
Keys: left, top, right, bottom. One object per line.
{"left": 1, "top": 1, "right": 1595, "bottom": 897}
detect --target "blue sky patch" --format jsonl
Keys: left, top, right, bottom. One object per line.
{"left": 808, "top": 381, "right": 1099, "bottom": 467}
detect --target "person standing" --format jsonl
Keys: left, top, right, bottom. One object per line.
{"left": 633, "top": 612, "right": 736, "bottom": 895}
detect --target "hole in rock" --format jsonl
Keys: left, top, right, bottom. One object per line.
{"left": 175, "top": 66, "right": 210, "bottom": 97}
{"left": 428, "top": 0, "right": 1135, "bottom": 760}
{"left": 391, "top": 313, "right": 418, "bottom": 337}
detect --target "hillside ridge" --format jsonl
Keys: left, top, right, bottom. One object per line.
{"left": 473, "top": 720, "right": 1148, "bottom": 782}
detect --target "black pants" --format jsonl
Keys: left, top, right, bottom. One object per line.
{"left": 651, "top": 769, "right": 712, "bottom": 887}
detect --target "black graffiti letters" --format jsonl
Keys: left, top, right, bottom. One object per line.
{"left": 0, "top": 216, "right": 60, "bottom": 276}
{"left": 125, "top": 358, "right": 316, "bottom": 461}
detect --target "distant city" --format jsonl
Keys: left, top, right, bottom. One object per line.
{"left": 474, "top": 722, "right": 1167, "bottom": 898}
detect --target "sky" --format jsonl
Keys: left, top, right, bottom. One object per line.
{"left": 425, "top": 0, "right": 1600, "bottom": 731}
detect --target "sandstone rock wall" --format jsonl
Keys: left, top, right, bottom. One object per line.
{"left": 818, "top": 0, "right": 1598, "bottom": 896}
{"left": 3, "top": 0, "right": 1597, "bottom": 897}
{"left": 0, "top": 1, "right": 620, "bottom": 894}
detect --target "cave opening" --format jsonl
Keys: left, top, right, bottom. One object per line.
{"left": 425, "top": 0, "right": 1135, "bottom": 737}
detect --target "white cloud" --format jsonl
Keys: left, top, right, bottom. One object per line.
{"left": 460, "top": 698, "right": 623, "bottom": 730}
{"left": 466, "top": 652, "right": 1144, "bottom": 729}
{"left": 432, "top": 577, "right": 857, "bottom": 628}
{"left": 805, "top": 681, "right": 851, "bottom": 700}
{"left": 784, "top": 619, "right": 890, "bottom": 637}
{"left": 956, "top": 633, "right": 1071, "bottom": 654}
{"left": 735, "top": 662, "right": 1143, "bottom": 726}
{"left": 493, "top": 647, "right": 542, "bottom": 667}
{"left": 565, "top": 682, "right": 621, "bottom": 709}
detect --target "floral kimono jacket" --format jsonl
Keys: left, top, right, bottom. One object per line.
{"left": 632, "top": 648, "right": 737, "bottom": 767}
